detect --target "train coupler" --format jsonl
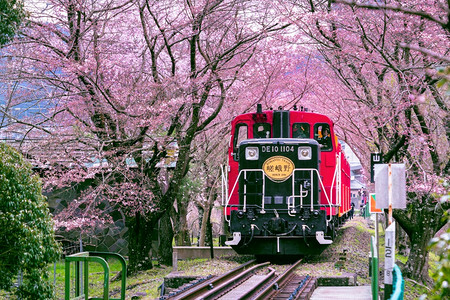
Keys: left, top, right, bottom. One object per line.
{"left": 316, "top": 231, "right": 333, "bottom": 245}
{"left": 225, "top": 232, "right": 241, "bottom": 246}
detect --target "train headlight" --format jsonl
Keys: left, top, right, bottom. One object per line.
{"left": 245, "top": 147, "right": 259, "bottom": 160}
{"left": 298, "top": 146, "right": 312, "bottom": 160}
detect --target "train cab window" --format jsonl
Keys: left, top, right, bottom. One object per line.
{"left": 233, "top": 123, "right": 248, "bottom": 161}
{"left": 292, "top": 123, "right": 310, "bottom": 138}
{"left": 314, "top": 123, "right": 333, "bottom": 151}
{"left": 253, "top": 123, "right": 271, "bottom": 138}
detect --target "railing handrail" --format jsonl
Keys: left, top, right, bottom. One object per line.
{"left": 65, "top": 251, "right": 127, "bottom": 300}
{"left": 389, "top": 264, "right": 404, "bottom": 300}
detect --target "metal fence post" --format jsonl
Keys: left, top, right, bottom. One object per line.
{"left": 371, "top": 236, "right": 379, "bottom": 300}
{"left": 64, "top": 251, "right": 127, "bottom": 300}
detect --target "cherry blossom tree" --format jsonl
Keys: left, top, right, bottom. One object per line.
{"left": 280, "top": 0, "right": 449, "bottom": 282}
{"left": 3, "top": 0, "right": 446, "bottom": 282}
{"left": 0, "top": 0, "right": 291, "bottom": 272}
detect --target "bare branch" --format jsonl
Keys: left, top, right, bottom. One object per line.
{"left": 333, "top": 0, "right": 450, "bottom": 32}
{"left": 400, "top": 43, "right": 450, "bottom": 64}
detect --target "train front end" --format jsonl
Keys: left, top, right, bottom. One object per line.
{"left": 224, "top": 107, "right": 335, "bottom": 256}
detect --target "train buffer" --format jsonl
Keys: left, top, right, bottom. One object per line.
{"left": 310, "top": 285, "right": 372, "bottom": 299}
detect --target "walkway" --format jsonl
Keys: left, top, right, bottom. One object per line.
{"left": 310, "top": 285, "right": 373, "bottom": 300}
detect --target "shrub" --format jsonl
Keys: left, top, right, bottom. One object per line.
{"left": 426, "top": 211, "right": 450, "bottom": 300}
{"left": 0, "top": 143, "right": 61, "bottom": 299}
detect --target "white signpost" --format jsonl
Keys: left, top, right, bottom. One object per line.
{"left": 374, "top": 164, "right": 407, "bottom": 211}
{"left": 384, "top": 222, "right": 396, "bottom": 298}
{"left": 373, "top": 163, "right": 406, "bottom": 300}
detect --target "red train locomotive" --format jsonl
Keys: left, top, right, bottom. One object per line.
{"left": 223, "top": 105, "right": 351, "bottom": 256}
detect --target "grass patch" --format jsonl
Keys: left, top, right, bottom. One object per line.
{"left": 49, "top": 257, "right": 128, "bottom": 299}
{"left": 1, "top": 216, "right": 440, "bottom": 299}
{"left": 41, "top": 256, "right": 246, "bottom": 299}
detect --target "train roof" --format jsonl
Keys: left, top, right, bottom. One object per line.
{"left": 240, "top": 138, "right": 320, "bottom": 145}
{"left": 231, "top": 109, "right": 334, "bottom": 125}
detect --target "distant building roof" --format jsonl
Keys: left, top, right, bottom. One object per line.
{"left": 351, "top": 179, "right": 365, "bottom": 190}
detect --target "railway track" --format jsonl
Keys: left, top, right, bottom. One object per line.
{"left": 163, "top": 259, "right": 317, "bottom": 300}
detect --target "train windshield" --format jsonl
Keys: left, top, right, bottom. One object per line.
{"left": 292, "top": 123, "right": 310, "bottom": 138}
{"left": 314, "top": 123, "right": 333, "bottom": 151}
{"left": 253, "top": 123, "right": 271, "bottom": 138}
{"left": 233, "top": 123, "right": 248, "bottom": 161}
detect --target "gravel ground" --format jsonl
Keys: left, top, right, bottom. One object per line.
{"left": 0, "top": 215, "right": 429, "bottom": 299}
{"left": 295, "top": 215, "right": 374, "bottom": 284}
{"left": 129, "top": 215, "right": 429, "bottom": 299}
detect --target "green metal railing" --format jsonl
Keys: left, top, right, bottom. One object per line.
{"left": 65, "top": 252, "right": 127, "bottom": 300}
{"left": 389, "top": 264, "right": 404, "bottom": 300}
{"left": 370, "top": 236, "right": 379, "bottom": 300}
{"left": 364, "top": 204, "right": 370, "bottom": 218}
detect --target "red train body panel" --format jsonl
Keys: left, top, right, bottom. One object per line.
{"left": 223, "top": 106, "right": 351, "bottom": 256}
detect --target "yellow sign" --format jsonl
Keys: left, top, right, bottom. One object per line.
{"left": 262, "top": 156, "right": 295, "bottom": 182}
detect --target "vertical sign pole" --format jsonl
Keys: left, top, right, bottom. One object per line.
{"left": 386, "top": 164, "right": 394, "bottom": 299}
{"left": 376, "top": 213, "right": 379, "bottom": 286}
{"left": 388, "top": 163, "right": 393, "bottom": 225}
{"left": 384, "top": 222, "right": 395, "bottom": 299}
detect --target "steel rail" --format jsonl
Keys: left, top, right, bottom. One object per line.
{"left": 168, "top": 259, "right": 257, "bottom": 300}
{"left": 234, "top": 267, "right": 277, "bottom": 299}
{"left": 253, "top": 259, "right": 303, "bottom": 300}
{"left": 199, "top": 261, "right": 270, "bottom": 299}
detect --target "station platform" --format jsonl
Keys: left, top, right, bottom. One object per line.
{"left": 310, "top": 285, "right": 373, "bottom": 299}
{"left": 173, "top": 246, "right": 236, "bottom": 260}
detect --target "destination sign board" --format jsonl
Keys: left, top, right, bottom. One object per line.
{"left": 262, "top": 156, "right": 294, "bottom": 182}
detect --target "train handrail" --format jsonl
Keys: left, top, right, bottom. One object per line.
{"left": 224, "top": 169, "right": 265, "bottom": 223}
{"left": 221, "top": 164, "right": 228, "bottom": 206}
{"left": 326, "top": 152, "right": 343, "bottom": 217}
{"left": 336, "top": 152, "right": 342, "bottom": 210}
{"left": 224, "top": 168, "right": 334, "bottom": 225}
{"left": 226, "top": 204, "right": 340, "bottom": 210}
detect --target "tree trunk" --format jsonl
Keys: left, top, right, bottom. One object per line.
{"left": 393, "top": 194, "right": 449, "bottom": 283}
{"left": 198, "top": 204, "right": 209, "bottom": 247}
{"left": 404, "top": 229, "right": 432, "bottom": 283}
{"left": 158, "top": 211, "right": 174, "bottom": 266}
{"left": 127, "top": 212, "right": 156, "bottom": 274}
{"left": 206, "top": 201, "right": 214, "bottom": 258}
{"left": 174, "top": 222, "right": 191, "bottom": 246}
{"left": 199, "top": 171, "right": 219, "bottom": 246}
{"left": 173, "top": 199, "right": 191, "bottom": 246}
{"left": 402, "top": 201, "right": 439, "bottom": 283}
{"left": 207, "top": 208, "right": 213, "bottom": 245}
{"left": 396, "top": 223, "right": 409, "bottom": 257}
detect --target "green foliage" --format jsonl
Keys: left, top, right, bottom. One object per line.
{"left": 0, "top": 0, "right": 26, "bottom": 46}
{"left": 178, "top": 171, "right": 205, "bottom": 202}
{"left": 425, "top": 212, "right": 450, "bottom": 299}
{"left": 0, "top": 143, "right": 61, "bottom": 299}
{"left": 436, "top": 66, "right": 450, "bottom": 95}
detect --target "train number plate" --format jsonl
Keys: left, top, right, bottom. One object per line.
{"left": 261, "top": 145, "right": 295, "bottom": 153}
